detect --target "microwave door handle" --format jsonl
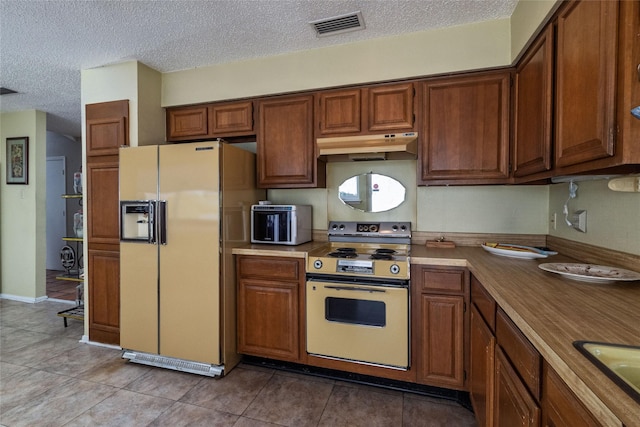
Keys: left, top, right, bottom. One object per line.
{"left": 324, "top": 285, "right": 386, "bottom": 293}
{"left": 267, "top": 214, "right": 277, "bottom": 241}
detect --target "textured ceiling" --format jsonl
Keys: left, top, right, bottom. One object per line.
{"left": 0, "top": 0, "right": 518, "bottom": 138}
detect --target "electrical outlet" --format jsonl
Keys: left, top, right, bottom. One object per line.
{"left": 550, "top": 212, "right": 557, "bottom": 230}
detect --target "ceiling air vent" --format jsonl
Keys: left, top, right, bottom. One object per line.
{"left": 309, "top": 11, "right": 365, "bottom": 37}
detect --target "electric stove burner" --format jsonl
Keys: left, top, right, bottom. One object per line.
{"left": 336, "top": 247, "right": 357, "bottom": 253}
{"left": 328, "top": 251, "right": 358, "bottom": 258}
{"left": 370, "top": 253, "right": 394, "bottom": 260}
{"left": 375, "top": 248, "right": 397, "bottom": 255}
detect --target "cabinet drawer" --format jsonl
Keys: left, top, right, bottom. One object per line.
{"left": 496, "top": 308, "right": 541, "bottom": 401}
{"left": 471, "top": 275, "right": 496, "bottom": 332}
{"left": 415, "top": 267, "right": 466, "bottom": 294}
{"left": 237, "top": 256, "right": 301, "bottom": 281}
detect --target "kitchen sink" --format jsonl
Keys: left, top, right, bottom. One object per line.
{"left": 574, "top": 341, "right": 640, "bottom": 403}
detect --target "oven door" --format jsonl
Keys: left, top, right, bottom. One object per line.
{"left": 306, "top": 278, "right": 409, "bottom": 369}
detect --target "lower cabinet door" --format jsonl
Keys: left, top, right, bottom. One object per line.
{"left": 416, "top": 293, "right": 465, "bottom": 389}
{"left": 494, "top": 346, "right": 540, "bottom": 427}
{"left": 542, "top": 363, "right": 600, "bottom": 427}
{"left": 88, "top": 249, "right": 120, "bottom": 345}
{"left": 470, "top": 305, "right": 495, "bottom": 427}
{"left": 237, "top": 279, "right": 300, "bottom": 362}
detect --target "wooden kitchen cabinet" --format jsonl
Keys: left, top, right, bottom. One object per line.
{"left": 494, "top": 346, "right": 541, "bottom": 427}
{"left": 166, "top": 100, "right": 254, "bottom": 141}
{"left": 236, "top": 256, "right": 305, "bottom": 363}
{"left": 542, "top": 362, "right": 600, "bottom": 427}
{"left": 412, "top": 265, "right": 469, "bottom": 390}
{"left": 418, "top": 71, "right": 511, "bottom": 185}
{"left": 316, "top": 82, "right": 415, "bottom": 137}
{"left": 554, "top": 0, "right": 618, "bottom": 169}
{"left": 470, "top": 275, "right": 497, "bottom": 427}
{"left": 85, "top": 100, "right": 128, "bottom": 346}
{"left": 513, "top": 26, "right": 554, "bottom": 178}
{"left": 257, "top": 94, "right": 325, "bottom": 188}
{"left": 166, "top": 105, "right": 209, "bottom": 141}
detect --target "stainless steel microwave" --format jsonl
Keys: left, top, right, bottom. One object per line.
{"left": 251, "top": 204, "right": 312, "bottom": 245}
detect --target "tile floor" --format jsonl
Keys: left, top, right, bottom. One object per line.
{"left": 46, "top": 270, "right": 80, "bottom": 302}
{"left": 0, "top": 298, "right": 477, "bottom": 426}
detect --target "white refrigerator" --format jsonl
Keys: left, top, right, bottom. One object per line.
{"left": 119, "top": 141, "right": 264, "bottom": 376}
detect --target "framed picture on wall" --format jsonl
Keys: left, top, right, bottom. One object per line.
{"left": 6, "top": 136, "right": 29, "bottom": 184}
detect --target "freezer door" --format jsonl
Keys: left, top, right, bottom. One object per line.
{"left": 119, "top": 146, "right": 160, "bottom": 354}
{"left": 158, "top": 141, "right": 222, "bottom": 365}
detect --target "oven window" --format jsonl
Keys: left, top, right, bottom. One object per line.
{"left": 325, "top": 297, "right": 386, "bottom": 327}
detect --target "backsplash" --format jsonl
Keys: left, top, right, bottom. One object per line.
{"left": 268, "top": 160, "right": 549, "bottom": 236}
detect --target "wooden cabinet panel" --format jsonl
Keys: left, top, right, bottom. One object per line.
{"left": 412, "top": 265, "right": 469, "bottom": 390}
{"left": 316, "top": 83, "right": 415, "bottom": 137}
{"left": 88, "top": 249, "right": 120, "bottom": 345}
{"left": 417, "top": 267, "right": 466, "bottom": 294}
{"left": 416, "top": 294, "right": 466, "bottom": 388}
{"left": 85, "top": 160, "right": 120, "bottom": 246}
{"left": 470, "top": 305, "right": 495, "bottom": 427}
{"left": 317, "top": 88, "right": 362, "bottom": 135}
{"left": 367, "top": 83, "right": 415, "bottom": 132}
{"left": 257, "top": 95, "right": 323, "bottom": 188}
{"left": 236, "top": 256, "right": 305, "bottom": 363}
{"left": 85, "top": 100, "right": 128, "bottom": 156}
{"left": 210, "top": 101, "right": 254, "bottom": 136}
{"left": 542, "top": 362, "right": 600, "bottom": 427}
{"left": 237, "top": 279, "right": 299, "bottom": 361}
{"left": 237, "top": 256, "right": 301, "bottom": 282}
{"left": 496, "top": 308, "right": 542, "bottom": 401}
{"left": 494, "top": 346, "right": 541, "bottom": 427}
{"left": 471, "top": 275, "right": 496, "bottom": 332}
{"left": 419, "top": 71, "right": 510, "bottom": 184}
{"left": 513, "top": 26, "right": 554, "bottom": 178}
{"left": 554, "top": 0, "right": 618, "bottom": 168}
{"left": 166, "top": 106, "right": 208, "bottom": 140}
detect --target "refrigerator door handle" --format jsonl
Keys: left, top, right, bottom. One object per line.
{"left": 148, "top": 201, "right": 156, "bottom": 244}
{"left": 157, "top": 201, "right": 168, "bottom": 245}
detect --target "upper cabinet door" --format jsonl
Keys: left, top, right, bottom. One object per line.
{"left": 554, "top": 0, "right": 618, "bottom": 168}
{"left": 257, "top": 95, "right": 323, "bottom": 188}
{"left": 316, "top": 83, "right": 415, "bottom": 137}
{"left": 210, "top": 101, "right": 254, "bottom": 136}
{"left": 366, "top": 83, "right": 415, "bottom": 133}
{"left": 86, "top": 100, "right": 129, "bottom": 157}
{"left": 419, "top": 71, "right": 511, "bottom": 184}
{"left": 166, "top": 105, "right": 209, "bottom": 141}
{"left": 317, "top": 89, "right": 362, "bottom": 136}
{"left": 513, "top": 26, "right": 554, "bottom": 178}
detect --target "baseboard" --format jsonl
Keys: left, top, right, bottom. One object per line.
{"left": 0, "top": 294, "right": 48, "bottom": 303}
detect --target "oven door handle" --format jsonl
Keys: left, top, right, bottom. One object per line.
{"left": 323, "top": 285, "right": 386, "bottom": 293}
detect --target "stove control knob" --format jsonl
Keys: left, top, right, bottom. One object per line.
{"left": 392, "top": 225, "right": 398, "bottom": 231}
{"left": 390, "top": 264, "right": 400, "bottom": 275}
{"left": 400, "top": 225, "right": 407, "bottom": 231}
{"left": 313, "top": 260, "right": 323, "bottom": 269}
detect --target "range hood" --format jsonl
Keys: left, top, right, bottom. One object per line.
{"left": 317, "top": 132, "right": 418, "bottom": 162}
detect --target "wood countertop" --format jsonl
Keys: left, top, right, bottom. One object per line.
{"left": 233, "top": 242, "right": 640, "bottom": 425}
{"left": 411, "top": 245, "right": 640, "bottom": 427}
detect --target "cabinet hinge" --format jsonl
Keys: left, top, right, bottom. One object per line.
{"left": 463, "top": 370, "right": 467, "bottom": 381}
{"left": 413, "top": 113, "right": 416, "bottom": 125}
{"left": 609, "top": 126, "right": 617, "bottom": 152}
{"left": 508, "top": 163, "right": 513, "bottom": 174}
{"left": 463, "top": 302, "right": 467, "bottom": 313}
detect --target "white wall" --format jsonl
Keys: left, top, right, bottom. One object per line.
{"left": 162, "top": 19, "right": 511, "bottom": 107}
{"left": 510, "top": 0, "right": 559, "bottom": 61}
{"left": 549, "top": 180, "right": 640, "bottom": 255}
{"left": 1, "top": 110, "right": 47, "bottom": 300}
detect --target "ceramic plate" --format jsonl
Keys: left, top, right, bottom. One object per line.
{"left": 481, "top": 243, "right": 548, "bottom": 259}
{"left": 538, "top": 263, "right": 640, "bottom": 284}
